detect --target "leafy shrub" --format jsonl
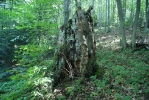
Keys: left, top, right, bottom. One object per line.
{"left": 0, "top": 59, "right": 54, "bottom": 100}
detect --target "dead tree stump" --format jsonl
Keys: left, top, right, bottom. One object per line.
{"left": 53, "top": 6, "right": 96, "bottom": 84}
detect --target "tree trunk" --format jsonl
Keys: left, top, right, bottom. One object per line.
{"left": 107, "top": 0, "right": 110, "bottom": 32}
{"left": 131, "top": 0, "right": 141, "bottom": 49}
{"left": 105, "top": 0, "right": 108, "bottom": 32}
{"left": 54, "top": 4, "right": 96, "bottom": 85}
{"left": 146, "top": 0, "right": 149, "bottom": 28}
{"left": 111, "top": 0, "right": 116, "bottom": 25}
{"left": 140, "top": 0, "right": 148, "bottom": 44}
{"left": 129, "top": 0, "right": 134, "bottom": 28}
{"left": 123, "top": 0, "right": 126, "bottom": 22}
{"left": 115, "top": 0, "right": 127, "bottom": 50}
{"left": 64, "top": 0, "right": 70, "bottom": 25}
{"left": 91, "top": 0, "right": 96, "bottom": 29}
{"left": 97, "top": 3, "right": 101, "bottom": 30}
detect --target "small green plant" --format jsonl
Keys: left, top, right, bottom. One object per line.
{"left": 92, "top": 48, "right": 149, "bottom": 99}
{"left": 0, "top": 59, "right": 54, "bottom": 100}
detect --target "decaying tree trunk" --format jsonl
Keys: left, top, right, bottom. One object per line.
{"left": 54, "top": 4, "right": 96, "bottom": 84}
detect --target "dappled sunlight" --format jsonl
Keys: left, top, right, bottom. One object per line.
{"left": 96, "top": 30, "right": 121, "bottom": 50}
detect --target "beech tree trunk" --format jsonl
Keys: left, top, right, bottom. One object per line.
{"left": 54, "top": 4, "right": 96, "bottom": 84}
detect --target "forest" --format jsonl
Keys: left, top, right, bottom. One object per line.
{"left": 0, "top": 0, "right": 149, "bottom": 99}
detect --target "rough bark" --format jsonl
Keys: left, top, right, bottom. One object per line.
{"left": 54, "top": 5, "right": 96, "bottom": 85}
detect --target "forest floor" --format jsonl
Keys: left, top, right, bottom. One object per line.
{"left": 0, "top": 27, "right": 149, "bottom": 100}
{"left": 52, "top": 27, "right": 149, "bottom": 100}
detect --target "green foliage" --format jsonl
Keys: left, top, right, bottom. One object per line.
{"left": 56, "top": 95, "right": 66, "bottom": 100}
{"left": 14, "top": 44, "right": 46, "bottom": 67}
{"left": 0, "top": 0, "right": 61, "bottom": 99}
{"left": 0, "top": 59, "right": 54, "bottom": 100}
{"left": 1, "top": 0, "right": 149, "bottom": 99}
{"left": 92, "top": 48, "right": 149, "bottom": 99}
{"left": 0, "top": 29, "right": 28, "bottom": 68}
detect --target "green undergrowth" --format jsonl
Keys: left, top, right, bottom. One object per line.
{"left": 54, "top": 48, "right": 149, "bottom": 100}
{"left": 0, "top": 64, "right": 54, "bottom": 100}
{"left": 0, "top": 45, "right": 55, "bottom": 100}
{"left": 0, "top": 45, "right": 149, "bottom": 100}
{"left": 93, "top": 48, "right": 149, "bottom": 99}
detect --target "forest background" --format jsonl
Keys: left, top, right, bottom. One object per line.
{"left": 0, "top": 0, "right": 149, "bottom": 100}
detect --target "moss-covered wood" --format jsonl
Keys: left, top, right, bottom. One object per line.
{"left": 54, "top": 5, "right": 96, "bottom": 84}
